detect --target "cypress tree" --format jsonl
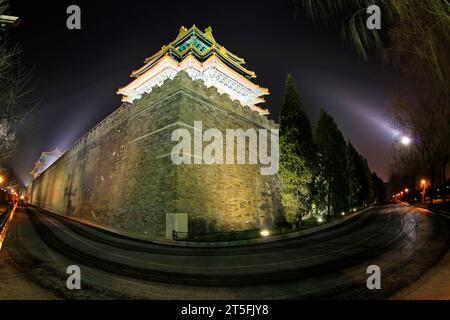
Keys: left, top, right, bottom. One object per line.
{"left": 362, "top": 158, "right": 375, "bottom": 205}
{"left": 347, "top": 141, "right": 372, "bottom": 209}
{"left": 371, "top": 172, "right": 387, "bottom": 203}
{"left": 347, "top": 141, "right": 362, "bottom": 209}
{"left": 279, "top": 74, "right": 316, "bottom": 166}
{"left": 279, "top": 75, "right": 315, "bottom": 226}
{"left": 315, "top": 109, "right": 350, "bottom": 217}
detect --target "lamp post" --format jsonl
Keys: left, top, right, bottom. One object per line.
{"left": 398, "top": 136, "right": 414, "bottom": 201}
{"left": 421, "top": 179, "right": 426, "bottom": 205}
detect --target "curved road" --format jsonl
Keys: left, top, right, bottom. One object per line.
{"left": 1, "top": 202, "right": 449, "bottom": 299}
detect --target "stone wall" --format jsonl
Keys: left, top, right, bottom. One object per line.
{"left": 30, "top": 72, "right": 284, "bottom": 240}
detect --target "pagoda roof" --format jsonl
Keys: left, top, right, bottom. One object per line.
{"left": 131, "top": 25, "right": 256, "bottom": 80}
{"left": 39, "top": 148, "right": 63, "bottom": 158}
{"left": 30, "top": 148, "right": 64, "bottom": 178}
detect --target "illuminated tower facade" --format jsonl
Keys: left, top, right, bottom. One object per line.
{"left": 118, "top": 25, "right": 269, "bottom": 114}
{"left": 29, "top": 26, "right": 283, "bottom": 240}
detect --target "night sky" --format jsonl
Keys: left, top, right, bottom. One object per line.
{"left": 8, "top": 0, "right": 401, "bottom": 185}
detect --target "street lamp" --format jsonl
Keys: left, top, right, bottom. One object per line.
{"left": 0, "top": 15, "right": 20, "bottom": 40}
{"left": 400, "top": 136, "right": 411, "bottom": 146}
{"left": 0, "top": 15, "right": 20, "bottom": 29}
{"left": 421, "top": 179, "right": 426, "bottom": 205}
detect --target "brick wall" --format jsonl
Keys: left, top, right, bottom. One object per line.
{"left": 30, "top": 72, "right": 284, "bottom": 240}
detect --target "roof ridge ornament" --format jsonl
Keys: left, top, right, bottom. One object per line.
{"left": 176, "top": 26, "right": 188, "bottom": 40}
{"left": 204, "top": 26, "right": 215, "bottom": 42}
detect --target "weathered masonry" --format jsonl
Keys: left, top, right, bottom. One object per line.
{"left": 29, "top": 26, "right": 284, "bottom": 240}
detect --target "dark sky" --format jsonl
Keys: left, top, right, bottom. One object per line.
{"left": 8, "top": 0, "right": 401, "bottom": 185}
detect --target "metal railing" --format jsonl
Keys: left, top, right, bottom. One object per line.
{"left": 0, "top": 203, "right": 15, "bottom": 250}
{"left": 0, "top": 206, "right": 12, "bottom": 231}
{"left": 172, "top": 226, "right": 292, "bottom": 242}
{"left": 172, "top": 229, "right": 260, "bottom": 242}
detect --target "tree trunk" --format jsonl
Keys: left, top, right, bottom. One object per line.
{"left": 327, "top": 176, "right": 331, "bottom": 217}
{"left": 429, "top": 163, "right": 435, "bottom": 206}
{"left": 409, "top": 184, "right": 414, "bottom": 203}
{"left": 442, "top": 160, "right": 447, "bottom": 203}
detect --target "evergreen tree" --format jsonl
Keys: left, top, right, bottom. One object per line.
{"left": 347, "top": 141, "right": 372, "bottom": 209}
{"left": 347, "top": 141, "right": 362, "bottom": 209}
{"left": 279, "top": 75, "right": 316, "bottom": 226}
{"left": 314, "top": 109, "right": 350, "bottom": 217}
{"left": 279, "top": 75, "right": 316, "bottom": 166}
{"left": 362, "top": 158, "right": 374, "bottom": 205}
{"left": 371, "top": 172, "right": 387, "bottom": 203}
{"left": 279, "top": 141, "right": 312, "bottom": 226}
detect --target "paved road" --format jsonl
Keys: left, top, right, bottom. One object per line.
{"left": 0, "top": 203, "right": 449, "bottom": 299}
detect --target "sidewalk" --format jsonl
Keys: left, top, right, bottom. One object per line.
{"left": 0, "top": 249, "right": 59, "bottom": 300}
{"left": 407, "top": 200, "right": 450, "bottom": 218}
{"left": 0, "top": 208, "right": 59, "bottom": 300}
{"left": 390, "top": 204, "right": 450, "bottom": 299}
{"left": 390, "top": 248, "right": 450, "bottom": 299}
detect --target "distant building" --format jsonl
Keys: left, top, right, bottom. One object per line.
{"left": 31, "top": 148, "right": 63, "bottom": 179}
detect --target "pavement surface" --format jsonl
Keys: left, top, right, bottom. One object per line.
{"left": 0, "top": 202, "right": 449, "bottom": 299}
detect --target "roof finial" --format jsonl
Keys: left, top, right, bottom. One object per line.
{"left": 178, "top": 26, "right": 188, "bottom": 37}
{"left": 204, "top": 26, "right": 215, "bottom": 42}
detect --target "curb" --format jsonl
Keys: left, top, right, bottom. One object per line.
{"left": 154, "top": 206, "right": 374, "bottom": 247}
{"left": 0, "top": 203, "right": 17, "bottom": 251}
{"left": 410, "top": 203, "right": 450, "bottom": 220}
{"left": 29, "top": 204, "right": 373, "bottom": 248}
